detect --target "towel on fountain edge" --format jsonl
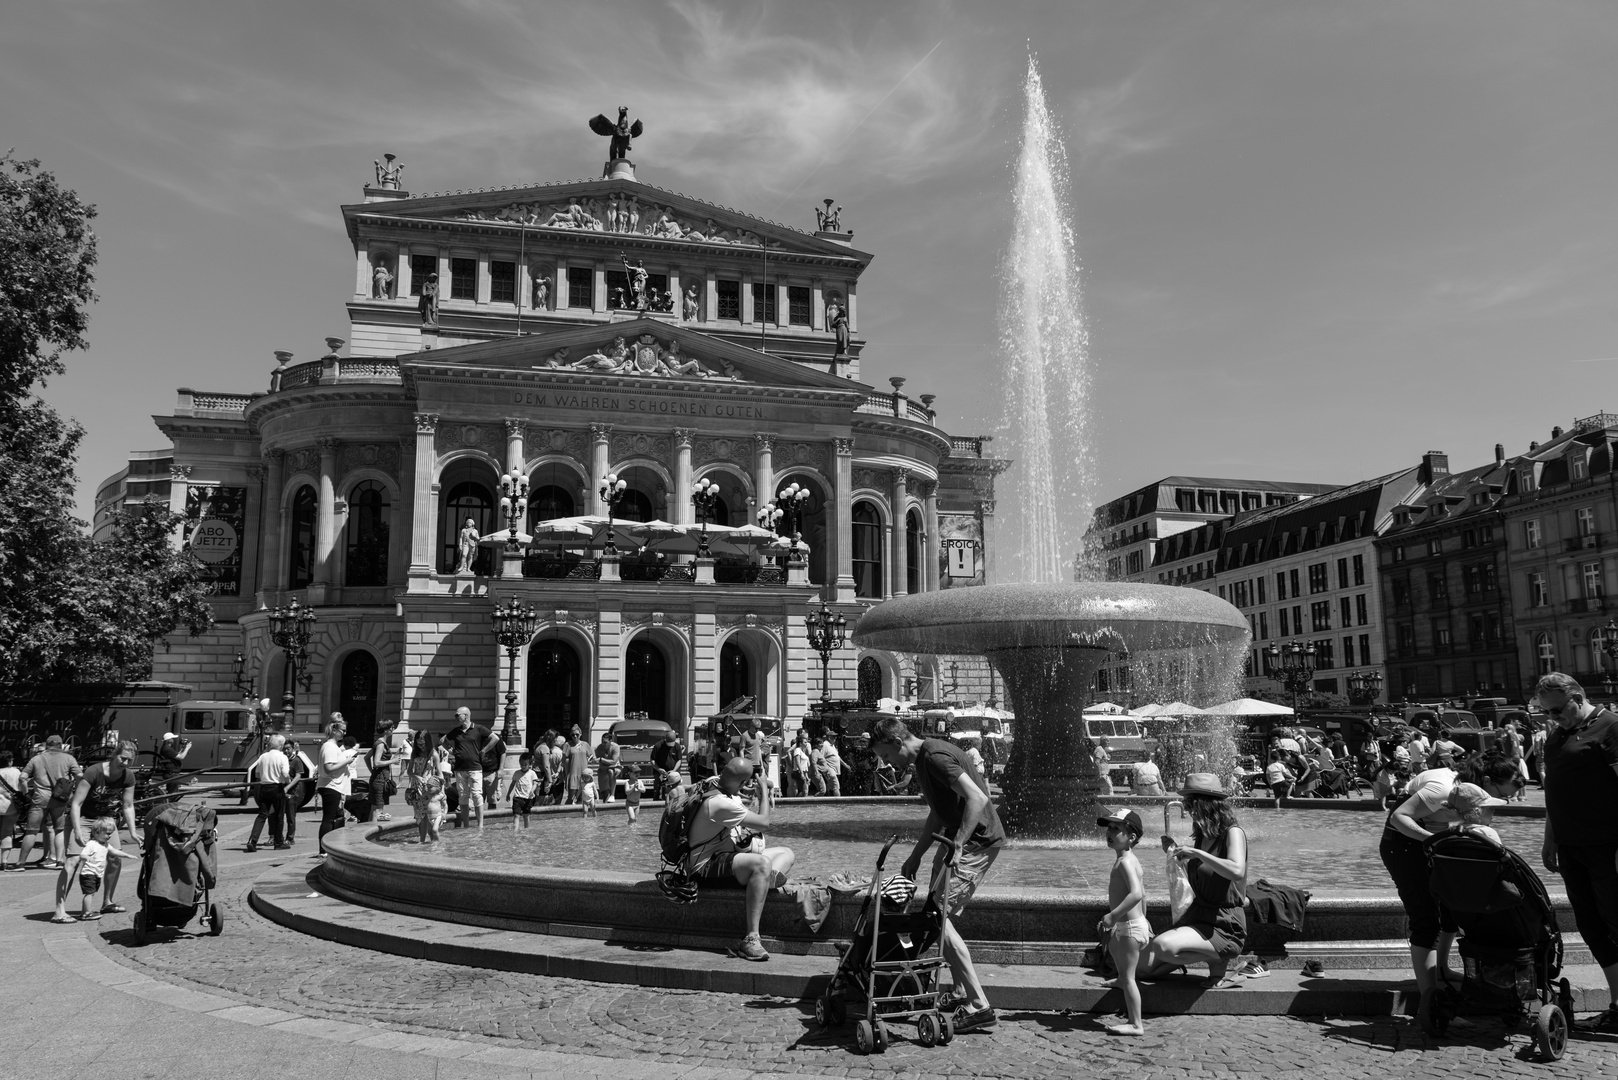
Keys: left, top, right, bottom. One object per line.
{"left": 1245, "top": 878, "right": 1310, "bottom": 933}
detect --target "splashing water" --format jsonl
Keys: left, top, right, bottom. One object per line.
{"left": 999, "top": 54, "right": 1095, "bottom": 584}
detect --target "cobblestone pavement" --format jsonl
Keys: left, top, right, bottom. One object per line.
{"left": 67, "top": 836, "right": 1613, "bottom": 1080}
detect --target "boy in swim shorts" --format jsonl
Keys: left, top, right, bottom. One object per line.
{"left": 1097, "top": 808, "right": 1149, "bottom": 1036}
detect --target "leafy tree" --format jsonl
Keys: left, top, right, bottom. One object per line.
{"left": 0, "top": 154, "right": 213, "bottom": 685}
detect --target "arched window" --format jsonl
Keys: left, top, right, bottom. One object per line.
{"left": 441, "top": 480, "right": 495, "bottom": 574}
{"left": 616, "top": 489, "right": 655, "bottom": 523}
{"left": 1535, "top": 633, "right": 1556, "bottom": 676}
{"left": 857, "top": 656, "right": 884, "bottom": 705}
{"left": 720, "top": 640, "right": 751, "bottom": 708}
{"left": 336, "top": 651, "right": 379, "bottom": 745}
{"left": 527, "top": 638, "right": 582, "bottom": 745}
{"left": 288, "top": 485, "right": 317, "bottom": 588}
{"left": 528, "top": 484, "right": 575, "bottom": 528}
{"left": 852, "top": 501, "right": 883, "bottom": 599}
{"left": 344, "top": 481, "right": 390, "bottom": 586}
{"left": 625, "top": 638, "right": 668, "bottom": 721}
{"left": 906, "top": 509, "right": 923, "bottom": 594}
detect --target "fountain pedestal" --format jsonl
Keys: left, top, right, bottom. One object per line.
{"left": 990, "top": 644, "right": 1113, "bottom": 834}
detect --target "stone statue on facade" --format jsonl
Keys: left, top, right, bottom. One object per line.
{"left": 815, "top": 199, "right": 843, "bottom": 232}
{"left": 589, "top": 106, "right": 644, "bottom": 161}
{"left": 539, "top": 348, "right": 572, "bottom": 369}
{"left": 456, "top": 517, "right": 479, "bottom": 573}
{"left": 683, "top": 283, "right": 700, "bottom": 321}
{"left": 648, "top": 211, "right": 683, "bottom": 239}
{"left": 373, "top": 154, "right": 403, "bottom": 189}
{"left": 532, "top": 270, "right": 550, "bottom": 311}
{"left": 662, "top": 341, "right": 708, "bottom": 378}
{"left": 372, "top": 259, "right": 393, "bottom": 299}
{"left": 542, "top": 201, "right": 599, "bottom": 230}
{"left": 579, "top": 336, "right": 630, "bottom": 372}
{"left": 619, "top": 255, "right": 648, "bottom": 311}
{"left": 419, "top": 273, "right": 439, "bottom": 327}
{"left": 825, "top": 292, "right": 849, "bottom": 357}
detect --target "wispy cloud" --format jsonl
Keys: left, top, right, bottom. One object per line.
{"left": 1066, "top": 72, "right": 1175, "bottom": 171}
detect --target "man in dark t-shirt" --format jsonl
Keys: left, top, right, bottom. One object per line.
{"left": 868, "top": 716, "right": 1004, "bottom": 1033}
{"left": 1535, "top": 672, "right": 1618, "bottom": 1033}
{"left": 445, "top": 707, "right": 498, "bottom": 829}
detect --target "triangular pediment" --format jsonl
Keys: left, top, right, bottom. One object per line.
{"left": 345, "top": 178, "right": 869, "bottom": 262}
{"left": 400, "top": 318, "right": 867, "bottom": 394}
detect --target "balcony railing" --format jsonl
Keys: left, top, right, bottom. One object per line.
{"left": 1565, "top": 534, "right": 1602, "bottom": 553}
{"left": 854, "top": 391, "right": 936, "bottom": 426}
{"left": 950, "top": 435, "right": 993, "bottom": 458}
{"left": 273, "top": 357, "right": 403, "bottom": 392}
{"left": 1571, "top": 596, "right": 1607, "bottom": 614}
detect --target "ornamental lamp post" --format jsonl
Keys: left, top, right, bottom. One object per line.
{"left": 1346, "top": 668, "right": 1384, "bottom": 707}
{"left": 691, "top": 478, "right": 721, "bottom": 557}
{"left": 1265, "top": 639, "right": 1316, "bottom": 714}
{"left": 491, "top": 598, "right": 539, "bottom": 745}
{"left": 499, "top": 466, "right": 529, "bottom": 553}
{"left": 266, "top": 598, "right": 317, "bottom": 718}
{"left": 776, "top": 482, "right": 811, "bottom": 550}
{"left": 756, "top": 499, "right": 783, "bottom": 534}
{"left": 805, "top": 603, "right": 847, "bottom": 701}
{"left": 598, "top": 472, "right": 628, "bottom": 553}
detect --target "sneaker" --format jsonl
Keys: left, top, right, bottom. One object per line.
{"left": 244, "top": 844, "right": 258, "bottom": 853}
{"left": 728, "top": 933, "right": 770, "bottom": 962}
{"left": 37, "top": 860, "right": 64, "bottom": 871}
{"left": 1300, "top": 959, "right": 1326, "bottom": 977}
{"left": 1575, "top": 1004, "right": 1618, "bottom": 1034}
{"left": 953, "top": 1006, "right": 998, "bottom": 1033}
{"left": 375, "top": 813, "right": 392, "bottom": 822}
{"left": 273, "top": 843, "right": 292, "bottom": 850}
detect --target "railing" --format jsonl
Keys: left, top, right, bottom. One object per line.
{"left": 278, "top": 362, "right": 322, "bottom": 389}
{"left": 713, "top": 563, "right": 786, "bottom": 585}
{"left": 950, "top": 435, "right": 991, "bottom": 458}
{"left": 1565, "top": 534, "right": 1601, "bottom": 553}
{"left": 1575, "top": 412, "right": 1618, "bottom": 432}
{"left": 906, "top": 399, "right": 934, "bottom": 423}
{"left": 522, "top": 556, "right": 588, "bottom": 579}
{"left": 1571, "top": 596, "right": 1606, "bottom": 614}
{"left": 187, "top": 391, "right": 254, "bottom": 414}
{"left": 337, "top": 359, "right": 402, "bottom": 381}
{"left": 853, "top": 392, "right": 936, "bottom": 426}
{"left": 273, "top": 358, "right": 403, "bottom": 392}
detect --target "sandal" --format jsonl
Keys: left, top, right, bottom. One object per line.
{"left": 1205, "top": 977, "right": 1244, "bottom": 990}
{"left": 78, "top": 912, "right": 101, "bottom": 921}
{"left": 49, "top": 913, "right": 75, "bottom": 924}
{"left": 100, "top": 903, "right": 127, "bottom": 915}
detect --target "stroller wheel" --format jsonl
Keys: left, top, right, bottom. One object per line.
{"left": 1535, "top": 1003, "right": 1568, "bottom": 1061}
{"left": 939, "top": 1010, "right": 955, "bottom": 1045}
{"left": 917, "top": 1012, "right": 940, "bottom": 1047}
{"left": 872, "top": 1021, "right": 890, "bottom": 1054}
{"left": 207, "top": 903, "right": 224, "bottom": 937}
{"left": 855, "top": 1019, "right": 874, "bottom": 1055}
{"left": 131, "top": 912, "right": 146, "bottom": 946}
{"left": 813, "top": 995, "right": 830, "bottom": 1029}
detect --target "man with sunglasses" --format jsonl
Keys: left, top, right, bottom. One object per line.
{"left": 1536, "top": 672, "right": 1618, "bottom": 1033}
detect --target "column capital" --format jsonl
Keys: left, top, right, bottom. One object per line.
{"left": 504, "top": 417, "right": 526, "bottom": 438}
{"left": 914, "top": 477, "right": 937, "bottom": 498}
{"left": 833, "top": 437, "right": 855, "bottom": 457}
{"left": 979, "top": 499, "right": 996, "bottom": 517}
{"left": 246, "top": 464, "right": 266, "bottom": 482}
{"left": 673, "top": 428, "right": 695, "bottom": 448}
{"left": 890, "top": 466, "right": 910, "bottom": 487}
{"left": 316, "top": 437, "right": 340, "bottom": 455}
{"left": 414, "top": 412, "right": 439, "bottom": 434}
{"left": 262, "top": 447, "right": 286, "bottom": 465}
{"left": 169, "top": 464, "right": 193, "bottom": 482}
{"left": 589, "top": 422, "right": 613, "bottom": 441}
{"left": 754, "top": 433, "right": 776, "bottom": 453}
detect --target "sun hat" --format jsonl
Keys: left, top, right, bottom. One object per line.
{"left": 1096, "top": 808, "right": 1144, "bottom": 839}
{"left": 1180, "top": 772, "right": 1228, "bottom": 799}
{"left": 1448, "top": 782, "right": 1507, "bottom": 815}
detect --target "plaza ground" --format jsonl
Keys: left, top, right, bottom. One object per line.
{"left": 3, "top": 795, "right": 1615, "bottom": 1079}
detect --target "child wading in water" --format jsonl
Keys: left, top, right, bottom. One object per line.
{"left": 1097, "top": 808, "right": 1149, "bottom": 1036}
{"left": 623, "top": 776, "right": 644, "bottom": 823}
{"left": 505, "top": 753, "right": 540, "bottom": 830}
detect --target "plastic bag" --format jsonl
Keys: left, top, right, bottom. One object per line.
{"left": 1167, "top": 851, "right": 1193, "bottom": 922}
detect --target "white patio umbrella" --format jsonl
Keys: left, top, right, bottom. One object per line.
{"left": 1082, "top": 701, "right": 1132, "bottom": 715}
{"left": 477, "top": 527, "right": 533, "bottom": 547}
{"left": 1153, "top": 701, "right": 1206, "bottom": 716}
{"left": 1203, "top": 697, "right": 1294, "bottom": 716}
{"left": 529, "top": 514, "right": 647, "bottom": 549}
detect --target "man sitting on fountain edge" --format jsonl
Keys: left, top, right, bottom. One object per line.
{"left": 868, "top": 716, "right": 1005, "bottom": 1033}
{"left": 684, "top": 756, "right": 796, "bottom": 962}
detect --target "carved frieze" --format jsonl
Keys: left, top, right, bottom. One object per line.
{"left": 455, "top": 424, "right": 495, "bottom": 450}
{"left": 531, "top": 427, "right": 591, "bottom": 462}
{"left": 611, "top": 431, "right": 673, "bottom": 461}
{"left": 459, "top": 195, "right": 764, "bottom": 248}
{"left": 534, "top": 332, "right": 743, "bottom": 382}
{"left": 694, "top": 436, "right": 749, "bottom": 469}
{"left": 340, "top": 442, "right": 401, "bottom": 477}
{"left": 287, "top": 448, "right": 320, "bottom": 475}
{"left": 781, "top": 442, "right": 829, "bottom": 471}
{"left": 852, "top": 467, "right": 881, "bottom": 491}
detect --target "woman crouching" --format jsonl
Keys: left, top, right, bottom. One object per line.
{"left": 1138, "top": 773, "right": 1248, "bottom": 989}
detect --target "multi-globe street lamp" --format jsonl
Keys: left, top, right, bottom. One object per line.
{"left": 1346, "top": 668, "right": 1384, "bottom": 706}
{"left": 691, "top": 478, "right": 722, "bottom": 557}
{"left": 598, "top": 472, "right": 628, "bottom": 553}
{"left": 491, "top": 598, "right": 539, "bottom": 744}
{"left": 266, "top": 598, "right": 317, "bottom": 716}
{"left": 775, "top": 482, "right": 811, "bottom": 549}
{"left": 1598, "top": 619, "right": 1618, "bottom": 698}
{"left": 805, "top": 603, "right": 847, "bottom": 701}
{"left": 499, "top": 466, "right": 529, "bottom": 553}
{"left": 1265, "top": 639, "right": 1316, "bottom": 713}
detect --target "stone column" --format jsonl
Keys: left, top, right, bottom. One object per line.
{"left": 261, "top": 449, "right": 285, "bottom": 600}
{"left": 921, "top": 479, "right": 940, "bottom": 593}
{"left": 754, "top": 434, "right": 775, "bottom": 512}
{"left": 313, "top": 438, "right": 339, "bottom": 586}
{"left": 673, "top": 430, "right": 694, "bottom": 525}
{"left": 890, "top": 467, "right": 909, "bottom": 598}
{"left": 833, "top": 438, "right": 855, "bottom": 602}
{"left": 397, "top": 245, "right": 413, "bottom": 298}
{"left": 589, "top": 424, "right": 611, "bottom": 513}
{"left": 410, "top": 415, "right": 438, "bottom": 574}
{"left": 354, "top": 247, "right": 370, "bottom": 298}
{"left": 593, "top": 260, "right": 607, "bottom": 314}
{"left": 504, "top": 418, "right": 525, "bottom": 474}
{"left": 847, "top": 280, "right": 858, "bottom": 332}
{"left": 704, "top": 269, "right": 717, "bottom": 322}
{"left": 390, "top": 437, "right": 412, "bottom": 586}
{"left": 811, "top": 278, "right": 824, "bottom": 330}
{"left": 742, "top": 272, "right": 755, "bottom": 324}
{"left": 667, "top": 266, "right": 682, "bottom": 322}
{"left": 477, "top": 253, "right": 491, "bottom": 305}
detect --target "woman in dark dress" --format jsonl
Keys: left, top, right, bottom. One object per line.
{"left": 1139, "top": 773, "right": 1249, "bottom": 988}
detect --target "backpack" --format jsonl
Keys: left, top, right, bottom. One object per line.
{"left": 655, "top": 778, "right": 721, "bottom": 903}
{"left": 51, "top": 774, "right": 76, "bottom": 802}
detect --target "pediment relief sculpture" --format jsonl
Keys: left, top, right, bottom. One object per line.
{"left": 460, "top": 196, "right": 763, "bottom": 247}
{"left": 533, "top": 334, "right": 743, "bottom": 382}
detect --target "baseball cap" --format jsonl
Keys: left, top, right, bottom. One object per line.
{"left": 45, "top": 735, "right": 63, "bottom": 748}
{"left": 161, "top": 732, "right": 177, "bottom": 741}
{"left": 1448, "top": 783, "right": 1507, "bottom": 815}
{"left": 1096, "top": 808, "right": 1144, "bottom": 839}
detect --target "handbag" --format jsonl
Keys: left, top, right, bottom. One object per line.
{"left": 0, "top": 773, "right": 29, "bottom": 814}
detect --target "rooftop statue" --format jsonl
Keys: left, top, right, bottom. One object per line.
{"left": 589, "top": 106, "right": 644, "bottom": 161}
{"left": 373, "top": 153, "right": 403, "bottom": 190}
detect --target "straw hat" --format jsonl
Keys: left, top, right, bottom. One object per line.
{"left": 1180, "top": 772, "right": 1228, "bottom": 799}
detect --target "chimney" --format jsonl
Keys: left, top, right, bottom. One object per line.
{"left": 1552, "top": 426, "right": 1564, "bottom": 439}
{"left": 1419, "top": 450, "right": 1450, "bottom": 484}
{"left": 1530, "top": 441, "right": 1539, "bottom": 452}
{"left": 1494, "top": 443, "right": 1505, "bottom": 465}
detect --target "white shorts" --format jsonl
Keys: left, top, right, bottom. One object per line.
{"left": 453, "top": 770, "right": 482, "bottom": 801}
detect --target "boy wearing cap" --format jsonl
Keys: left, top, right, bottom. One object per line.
{"left": 1097, "top": 808, "right": 1149, "bottom": 1036}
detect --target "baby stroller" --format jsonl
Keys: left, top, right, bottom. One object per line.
{"left": 814, "top": 834, "right": 956, "bottom": 1054}
{"left": 131, "top": 802, "right": 221, "bottom": 945}
{"left": 1420, "top": 827, "right": 1573, "bottom": 1061}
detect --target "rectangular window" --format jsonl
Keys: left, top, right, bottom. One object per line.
{"left": 1429, "top": 574, "right": 1448, "bottom": 600}
{"left": 750, "top": 282, "right": 778, "bottom": 323}
{"left": 1126, "top": 551, "right": 1143, "bottom": 575}
{"left": 1343, "top": 636, "right": 1355, "bottom": 668}
{"left": 1311, "top": 601, "right": 1331, "bottom": 632}
{"left": 788, "top": 285, "right": 811, "bottom": 325}
{"left": 1275, "top": 572, "right": 1287, "bottom": 601}
{"left": 1578, "top": 507, "right": 1597, "bottom": 536}
{"left": 449, "top": 257, "right": 476, "bottom": 300}
{"left": 1426, "top": 538, "right": 1442, "bottom": 557}
{"left": 1356, "top": 593, "right": 1368, "bottom": 625}
{"left": 716, "top": 279, "right": 741, "bottom": 319}
{"left": 489, "top": 260, "right": 515, "bottom": 304}
{"left": 1433, "top": 621, "right": 1452, "bottom": 648}
{"left": 1314, "top": 639, "right": 1335, "bottom": 669}
{"left": 1290, "top": 569, "right": 1301, "bottom": 597}
{"left": 1279, "top": 607, "right": 1290, "bottom": 637}
{"left": 1176, "top": 489, "right": 1196, "bottom": 512}
{"left": 1353, "top": 553, "right": 1365, "bottom": 585}
{"left": 1484, "top": 564, "right": 1498, "bottom": 591}
{"left": 1259, "top": 611, "right": 1269, "bottom": 640}
{"left": 1359, "top": 634, "right": 1371, "bottom": 665}
{"left": 1530, "top": 571, "right": 1550, "bottom": 607}
{"left": 1486, "top": 612, "right": 1502, "bottom": 644}
{"left": 1308, "top": 563, "right": 1328, "bottom": 594}
{"left": 1339, "top": 596, "right": 1352, "bottom": 627}
{"left": 567, "top": 265, "right": 594, "bottom": 309}
{"left": 1480, "top": 525, "right": 1493, "bottom": 544}
{"left": 1464, "top": 565, "right": 1481, "bottom": 595}
{"left": 1337, "top": 558, "right": 1349, "bottom": 591}
{"left": 1584, "top": 561, "right": 1605, "bottom": 599}
{"left": 607, "top": 269, "right": 629, "bottom": 308}
{"left": 1526, "top": 519, "right": 1542, "bottom": 549}
{"left": 1397, "top": 624, "right": 1416, "bottom": 656}
{"left": 1470, "top": 614, "right": 1486, "bottom": 648}
{"left": 1293, "top": 605, "right": 1302, "bottom": 635}
{"left": 1574, "top": 455, "right": 1589, "bottom": 480}
{"left": 1393, "top": 546, "right": 1406, "bottom": 563}
{"left": 1258, "top": 577, "right": 1266, "bottom": 605}
{"left": 1391, "top": 578, "right": 1411, "bottom": 606}
{"left": 409, "top": 253, "right": 436, "bottom": 296}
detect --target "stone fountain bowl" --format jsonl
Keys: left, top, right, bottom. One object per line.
{"left": 852, "top": 582, "right": 1251, "bottom": 655}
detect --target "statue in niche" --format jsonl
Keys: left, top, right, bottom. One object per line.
{"left": 682, "top": 283, "right": 700, "bottom": 321}
{"left": 825, "top": 292, "right": 849, "bottom": 357}
{"left": 456, "top": 517, "right": 480, "bottom": 574}
{"left": 418, "top": 273, "right": 439, "bottom": 327}
{"left": 619, "top": 255, "right": 648, "bottom": 310}
{"left": 579, "top": 335, "right": 630, "bottom": 372}
{"left": 589, "top": 106, "right": 644, "bottom": 161}
{"left": 372, "top": 258, "right": 393, "bottom": 299}
{"left": 532, "top": 269, "right": 550, "bottom": 310}
{"left": 625, "top": 196, "right": 641, "bottom": 234}
{"left": 373, "top": 153, "right": 403, "bottom": 189}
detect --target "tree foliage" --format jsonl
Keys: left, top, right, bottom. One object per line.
{"left": 0, "top": 153, "right": 213, "bottom": 686}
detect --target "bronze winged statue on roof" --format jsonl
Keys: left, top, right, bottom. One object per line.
{"left": 589, "top": 106, "right": 644, "bottom": 161}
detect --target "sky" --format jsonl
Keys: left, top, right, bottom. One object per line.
{"left": 4, "top": 1, "right": 1617, "bottom": 544}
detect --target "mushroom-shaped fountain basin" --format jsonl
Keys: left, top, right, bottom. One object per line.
{"left": 853, "top": 583, "right": 1252, "bottom": 836}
